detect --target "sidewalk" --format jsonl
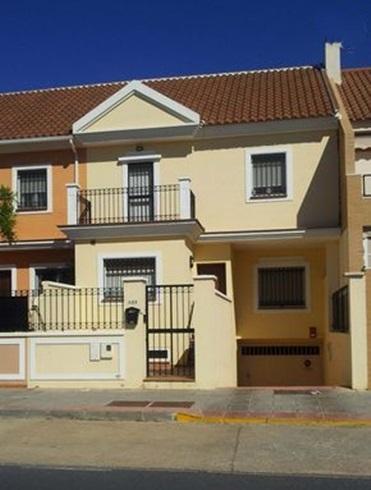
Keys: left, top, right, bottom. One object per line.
{"left": 0, "top": 387, "right": 370, "bottom": 425}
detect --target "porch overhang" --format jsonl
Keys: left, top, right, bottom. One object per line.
{"left": 59, "top": 220, "right": 204, "bottom": 242}
{"left": 199, "top": 227, "right": 341, "bottom": 244}
{"left": 0, "top": 239, "right": 73, "bottom": 252}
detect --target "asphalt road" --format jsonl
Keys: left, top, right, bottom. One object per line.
{"left": 1, "top": 465, "right": 370, "bottom": 490}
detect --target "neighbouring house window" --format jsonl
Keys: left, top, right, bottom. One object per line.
{"left": 365, "top": 237, "right": 371, "bottom": 268}
{"left": 0, "top": 270, "right": 12, "bottom": 296}
{"left": 251, "top": 153, "right": 287, "bottom": 199}
{"left": 103, "top": 257, "right": 156, "bottom": 300}
{"left": 331, "top": 286, "right": 349, "bottom": 333}
{"left": 258, "top": 266, "right": 306, "bottom": 309}
{"left": 34, "top": 266, "right": 74, "bottom": 290}
{"left": 16, "top": 168, "right": 48, "bottom": 211}
{"left": 197, "top": 263, "right": 227, "bottom": 295}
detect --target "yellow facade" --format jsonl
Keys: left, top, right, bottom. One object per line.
{"left": 86, "top": 93, "right": 186, "bottom": 132}
{"left": 85, "top": 130, "right": 339, "bottom": 232}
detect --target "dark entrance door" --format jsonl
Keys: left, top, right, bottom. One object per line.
{"left": 0, "top": 270, "right": 12, "bottom": 296}
{"left": 127, "top": 163, "right": 154, "bottom": 222}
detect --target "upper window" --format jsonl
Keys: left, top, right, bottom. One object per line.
{"left": 257, "top": 265, "right": 307, "bottom": 310}
{"left": 103, "top": 257, "right": 156, "bottom": 300}
{"left": 14, "top": 166, "right": 51, "bottom": 212}
{"left": 246, "top": 147, "right": 292, "bottom": 201}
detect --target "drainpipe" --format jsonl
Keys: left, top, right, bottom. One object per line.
{"left": 69, "top": 136, "right": 79, "bottom": 185}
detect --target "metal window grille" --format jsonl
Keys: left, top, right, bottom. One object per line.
{"left": 258, "top": 266, "right": 306, "bottom": 309}
{"left": 332, "top": 286, "right": 349, "bottom": 333}
{"left": 103, "top": 257, "right": 156, "bottom": 301}
{"left": 251, "top": 153, "right": 286, "bottom": 199}
{"left": 17, "top": 169, "right": 48, "bottom": 210}
{"left": 128, "top": 163, "right": 154, "bottom": 222}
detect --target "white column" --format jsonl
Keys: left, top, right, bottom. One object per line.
{"left": 178, "top": 177, "right": 192, "bottom": 219}
{"left": 123, "top": 277, "right": 147, "bottom": 388}
{"left": 345, "top": 272, "right": 368, "bottom": 389}
{"left": 66, "top": 183, "right": 80, "bottom": 225}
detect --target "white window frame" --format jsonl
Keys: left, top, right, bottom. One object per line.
{"left": 0, "top": 265, "right": 17, "bottom": 293}
{"left": 363, "top": 235, "right": 371, "bottom": 268}
{"left": 29, "top": 262, "right": 73, "bottom": 290}
{"left": 245, "top": 146, "right": 293, "bottom": 203}
{"left": 12, "top": 164, "right": 52, "bottom": 214}
{"left": 254, "top": 259, "right": 310, "bottom": 312}
{"left": 119, "top": 153, "right": 161, "bottom": 221}
{"left": 98, "top": 251, "right": 162, "bottom": 301}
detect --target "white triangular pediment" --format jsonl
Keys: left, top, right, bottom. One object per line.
{"left": 73, "top": 81, "right": 200, "bottom": 134}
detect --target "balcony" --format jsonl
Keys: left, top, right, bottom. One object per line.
{"left": 62, "top": 178, "right": 203, "bottom": 241}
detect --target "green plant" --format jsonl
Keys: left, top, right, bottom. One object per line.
{"left": 0, "top": 185, "right": 16, "bottom": 242}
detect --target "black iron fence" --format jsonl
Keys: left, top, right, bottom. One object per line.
{"left": 332, "top": 285, "right": 349, "bottom": 333}
{"left": 0, "top": 288, "right": 124, "bottom": 332}
{"left": 146, "top": 284, "right": 195, "bottom": 379}
{"left": 78, "top": 185, "right": 186, "bottom": 225}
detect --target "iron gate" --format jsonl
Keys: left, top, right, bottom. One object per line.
{"left": 145, "top": 284, "right": 195, "bottom": 379}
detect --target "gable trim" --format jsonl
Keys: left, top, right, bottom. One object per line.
{"left": 72, "top": 80, "right": 201, "bottom": 133}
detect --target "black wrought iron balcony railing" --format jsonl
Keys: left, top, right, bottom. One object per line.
{"left": 76, "top": 185, "right": 195, "bottom": 225}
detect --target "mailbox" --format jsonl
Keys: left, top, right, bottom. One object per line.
{"left": 125, "top": 307, "right": 140, "bottom": 327}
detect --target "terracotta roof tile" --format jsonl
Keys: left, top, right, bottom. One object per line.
{"left": 0, "top": 66, "right": 335, "bottom": 140}
{"left": 339, "top": 68, "right": 371, "bottom": 122}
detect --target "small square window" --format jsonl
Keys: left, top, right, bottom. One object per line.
{"left": 251, "top": 153, "right": 287, "bottom": 199}
{"left": 16, "top": 168, "right": 48, "bottom": 211}
{"left": 258, "top": 266, "right": 306, "bottom": 309}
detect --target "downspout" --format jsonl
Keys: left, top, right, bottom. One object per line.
{"left": 69, "top": 136, "right": 79, "bottom": 185}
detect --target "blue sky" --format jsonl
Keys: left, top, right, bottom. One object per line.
{"left": 0, "top": 0, "right": 370, "bottom": 92}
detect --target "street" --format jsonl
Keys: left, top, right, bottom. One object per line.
{"left": 0, "top": 417, "right": 370, "bottom": 480}
{"left": 0, "top": 465, "right": 370, "bottom": 490}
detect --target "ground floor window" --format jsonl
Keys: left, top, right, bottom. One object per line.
{"left": 33, "top": 265, "right": 74, "bottom": 290}
{"left": 103, "top": 257, "right": 156, "bottom": 300}
{"left": 257, "top": 265, "right": 306, "bottom": 309}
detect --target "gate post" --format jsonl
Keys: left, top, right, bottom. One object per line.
{"left": 345, "top": 272, "right": 368, "bottom": 389}
{"left": 123, "top": 278, "right": 147, "bottom": 388}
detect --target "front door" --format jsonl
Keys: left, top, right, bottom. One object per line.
{"left": 127, "top": 163, "right": 154, "bottom": 222}
{"left": 0, "top": 270, "right": 12, "bottom": 296}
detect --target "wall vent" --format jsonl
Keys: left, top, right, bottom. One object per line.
{"left": 241, "top": 345, "right": 320, "bottom": 356}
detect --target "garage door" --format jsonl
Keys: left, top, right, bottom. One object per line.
{"left": 238, "top": 342, "right": 323, "bottom": 386}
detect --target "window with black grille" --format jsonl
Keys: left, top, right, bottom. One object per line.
{"left": 331, "top": 286, "right": 349, "bottom": 332}
{"left": 251, "top": 153, "right": 286, "bottom": 199}
{"left": 17, "top": 168, "right": 48, "bottom": 211}
{"left": 258, "top": 266, "right": 306, "bottom": 309}
{"left": 103, "top": 257, "right": 156, "bottom": 301}
{"left": 127, "top": 163, "right": 154, "bottom": 222}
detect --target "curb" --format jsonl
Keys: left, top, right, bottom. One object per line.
{"left": 0, "top": 409, "right": 174, "bottom": 423}
{"left": 176, "top": 412, "right": 371, "bottom": 427}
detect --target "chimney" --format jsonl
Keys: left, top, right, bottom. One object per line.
{"left": 325, "top": 42, "right": 342, "bottom": 84}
